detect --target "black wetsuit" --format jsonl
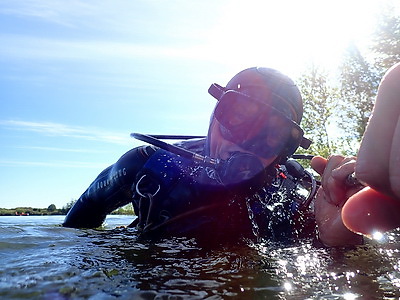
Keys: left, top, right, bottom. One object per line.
{"left": 63, "top": 139, "right": 315, "bottom": 244}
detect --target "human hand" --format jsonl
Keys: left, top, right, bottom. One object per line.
{"left": 341, "top": 63, "right": 400, "bottom": 236}
{"left": 355, "top": 62, "right": 400, "bottom": 198}
{"left": 311, "top": 155, "right": 363, "bottom": 247}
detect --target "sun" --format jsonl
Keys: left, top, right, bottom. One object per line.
{"left": 203, "top": 0, "right": 386, "bottom": 76}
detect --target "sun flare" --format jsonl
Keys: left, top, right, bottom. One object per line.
{"left": 204, "top": 0, "right": 387, "bottom": 76}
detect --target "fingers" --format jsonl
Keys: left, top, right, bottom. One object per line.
{"left": 389, "top": 117, "right": 400, "bottom": 199}
{"left": 314, "top": 179, "right": 363, "bottom": 247}
{"left": 356, "top": 63, "right": 400, "bottom": 193}
{"left": 342, "top": 187, "right": 400, "bottom": 236}
{"left": 310, "top": 155, "right": 327, "bottom": 176}
{"left": 346, "top": 63, "right": 400, "bottom": 237}
{"left": 341, "top": 64, "right": 400, "bottom": 236}
{"left": 312, "top": 155, "right": 364, "bottom": 246}
{"left": 331, "top": 158, "right": 356, "bottom": 181}
{"left": 319, "top": 155, "right": 356, "bottom": 206}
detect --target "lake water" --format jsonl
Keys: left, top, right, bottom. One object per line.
{"left": 1, "top": 215, "right": 400, "bottom": 299}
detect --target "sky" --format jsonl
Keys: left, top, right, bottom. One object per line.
{"left": 0, "top": 0, "right": 398, "bottom": 209}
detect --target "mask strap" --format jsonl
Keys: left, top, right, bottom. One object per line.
{"left": 208, "top": 83, "right": 226, "bottom": 100}
{"left": 300, "top": 137, "right": 312, "bottom": 149}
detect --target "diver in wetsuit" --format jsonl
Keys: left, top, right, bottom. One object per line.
{"left": 63, "top": 67, "right": 319, "bottom": 244}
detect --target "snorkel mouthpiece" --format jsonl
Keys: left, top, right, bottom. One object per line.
{"left": 217, "top": 152, "right": 267, "bottom": 193}
{"left": 192, "top": 153, "right": 221, "bottom": 168}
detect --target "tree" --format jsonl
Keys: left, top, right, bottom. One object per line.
{"left": 61, "top": 199, "right": 77, "bottom": 214}
{"left": 47, "top": 204, "right": 57, "bottom": 212}
{"left": 297, "top": 65, "right": 341, "bottom": 158}
{"left": 295, "top": 8, "right": 400, "bottom": 159}
{"left": 338, "top": 43, "right": 379, "bottom": 146}
{"left": 372, "top": 7, "right": 400, "bottom": 72}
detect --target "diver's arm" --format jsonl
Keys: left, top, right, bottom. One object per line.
{"left": 63, "top": 146, "right": 156, "bottom": 228}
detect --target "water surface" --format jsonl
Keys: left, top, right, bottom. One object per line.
{"left": 1, "top": 215, "right": 399, "bottom": 299}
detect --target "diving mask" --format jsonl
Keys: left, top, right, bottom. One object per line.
{"left": 213, "top": 89, "right": 306, "bottom": 160}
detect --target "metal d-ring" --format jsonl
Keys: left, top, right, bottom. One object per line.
{"left": 135, "top": 174, "right": 161, "bottom": 198}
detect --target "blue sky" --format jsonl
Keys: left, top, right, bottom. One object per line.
{"left": 0, "top": 0, "right": 397, "bottom": 209}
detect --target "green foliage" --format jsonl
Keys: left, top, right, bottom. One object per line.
{"left": 0, "top": 207, "right": 64, "bottom": 216}
{"left": 297, "top": 65, "right": 341, "bottom": 157}
{"left": 297, "top": 57, "right": 376, "bottom": 157}
{"left": 47, "top": 204, "right": 57, "bottom": 212}
{"left": 372, "top": 5, "right": 400, "bottom": 72}
{"left": 111, "top": 203, "right": 135, "bottom": 215}
{"left": 296, "top": 9, "right": 400, "bottom": 158}
{"left": 0, "top": 201, "right": 134, "bottom": 216}
{"left": 338, "top": 43, "right": 379, "bottom": 142}
{"left": 61, "top": 199, "right": 77, "bottom": 214}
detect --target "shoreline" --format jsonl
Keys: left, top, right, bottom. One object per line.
{"left": 0, "top": 206, "right": 135, "bottom": 216}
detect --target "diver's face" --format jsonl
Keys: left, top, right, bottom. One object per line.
{"left": 208, "top": 117, "right": 278, "bottom": 169}
{"left": 207, "top": 88, "right": 303, "bottom": 168}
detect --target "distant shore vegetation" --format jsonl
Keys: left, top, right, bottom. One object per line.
{"left": 0, "top": 201, "right": 135, "bottom": 216}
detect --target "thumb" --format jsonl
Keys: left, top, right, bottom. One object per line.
{"left": 310, "top": 156, "right": 327, "bottom": 176}
{"left": 342, "top": 187, "right": 400, "bottom": 236}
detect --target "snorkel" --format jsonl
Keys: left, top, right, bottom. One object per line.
{"left": 131, "top": 133, "right": 267, "bottom": 194}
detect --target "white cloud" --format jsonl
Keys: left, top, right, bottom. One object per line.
{"left": 14, "top": 146, "right": 109, "bottom": 153}
{"left": 0, "top": 0, "right": 215, "bottom": 34}
{"left": 0, "top": 0, "right": 115, "bottom": 28}
{"left": 0, "top": 34, "right": 220, "bottom": 64}
{"left": 0, "top": 120, "right": 132, "bottom": 145}
{"left": 0, "top": 1, "right": 216, "bottom": 63}
{"left": 0, "top": 159, "right": 108, "bottom": 169}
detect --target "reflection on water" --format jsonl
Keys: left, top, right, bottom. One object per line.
{"left": 0, "top": 215, "right": 399, "bottom": 299}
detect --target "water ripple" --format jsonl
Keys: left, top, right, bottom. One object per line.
{"left": 1, "top": 216, "right": 400, "bottom": 299}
